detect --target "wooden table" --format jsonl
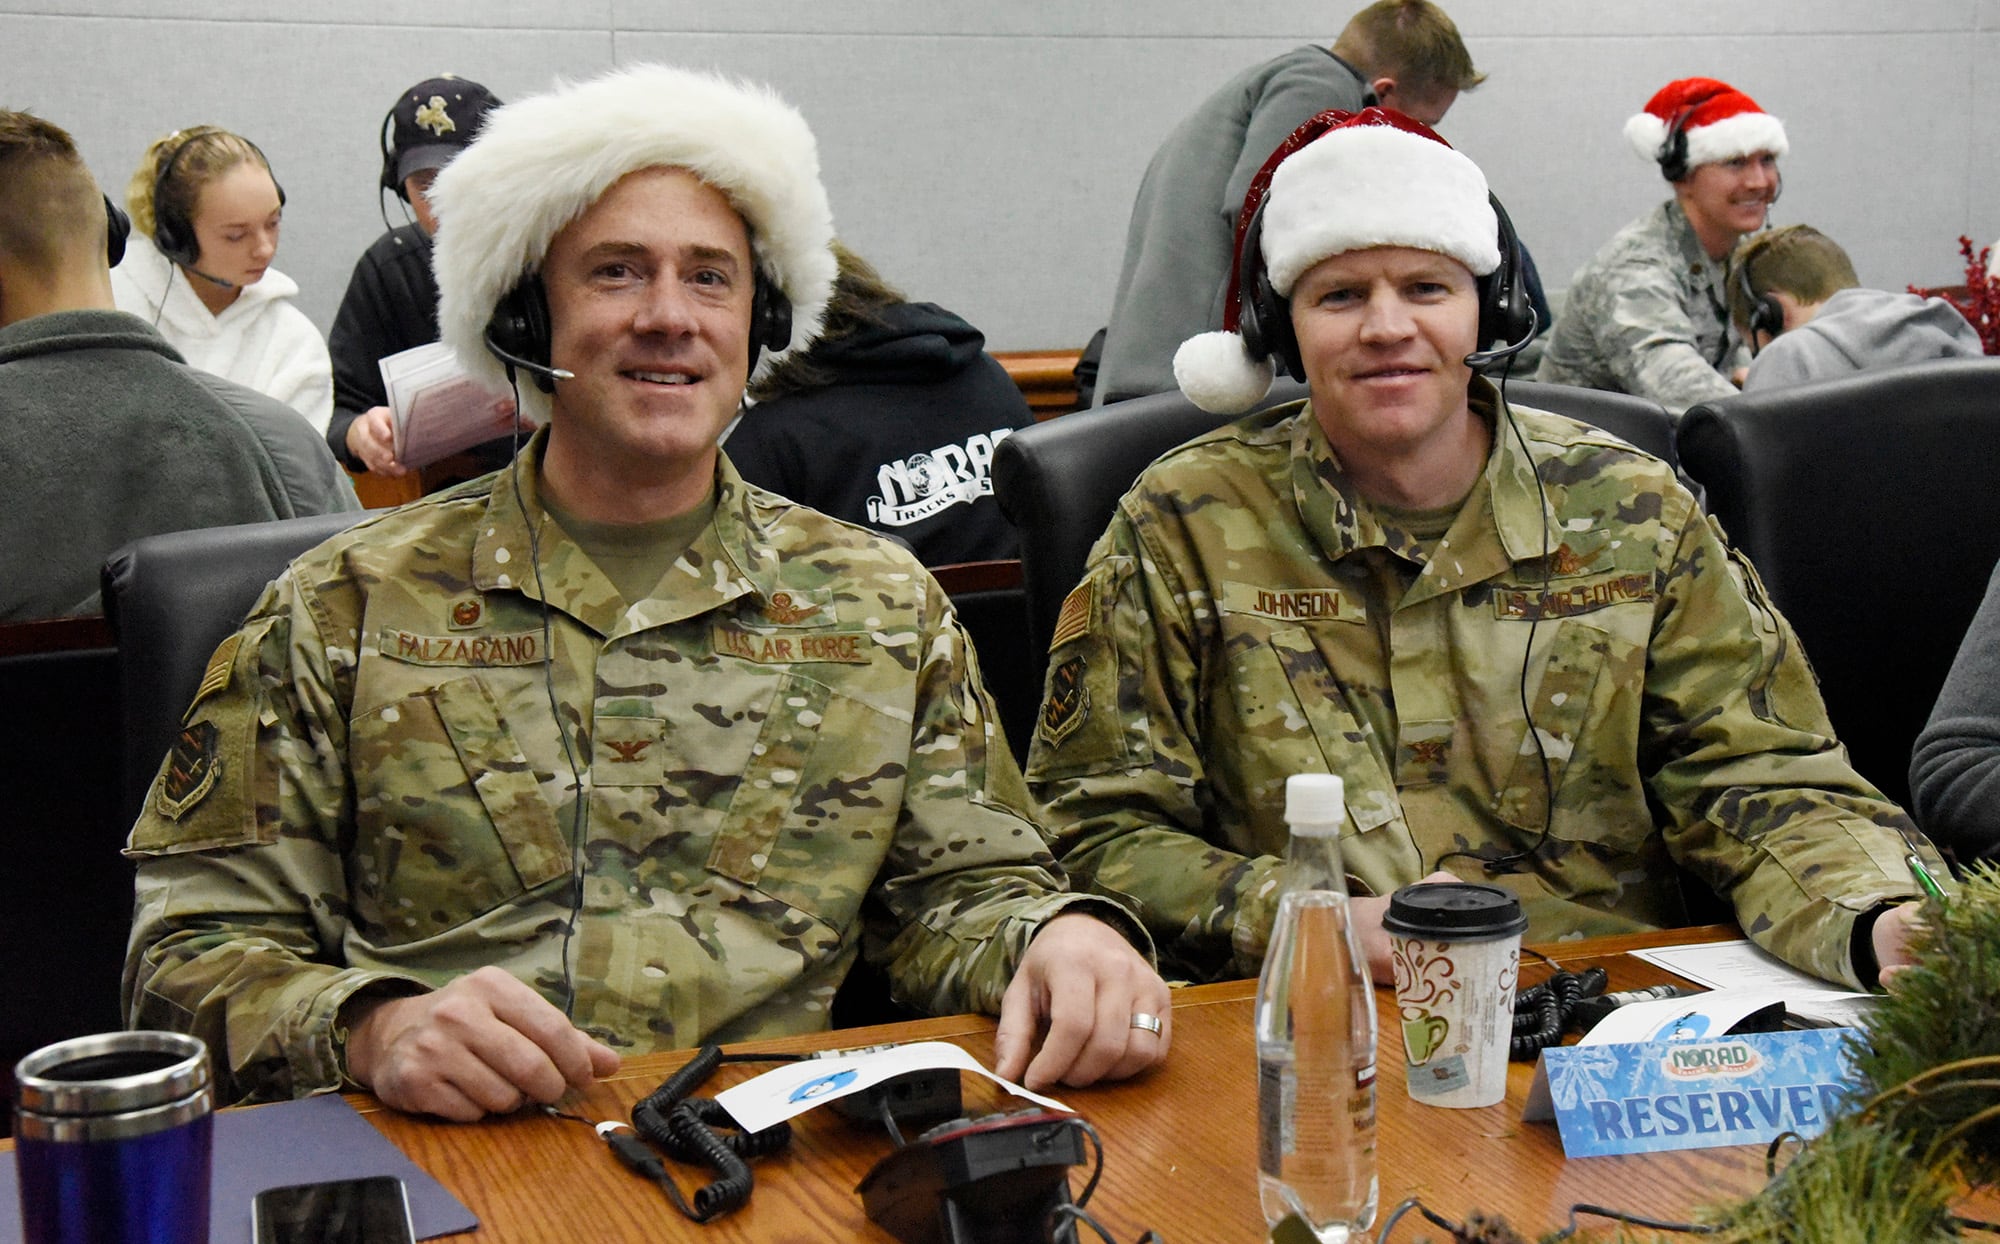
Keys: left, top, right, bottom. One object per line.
{"left": 349, "top": 926, "right": 1784, "bottom": 1241}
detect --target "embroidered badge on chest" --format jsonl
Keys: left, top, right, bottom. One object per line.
{"left": 448, "top": 598, "right": 484, "bottom": 630}
{"left": 763, "top": 591, "right": 822, "bottom": 626}
{"left": 1039, "top": 655, "right": 1090, "bottom": 746}
{"left": 382, "top": 629, "right": 545, "bottom": 666}
{"left": 156, "top": 721, "right": 221, "bottom": 819}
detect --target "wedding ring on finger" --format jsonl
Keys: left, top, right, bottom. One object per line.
{"left": 1129, "top": 1012, "right": 1163, "bottom": 1035}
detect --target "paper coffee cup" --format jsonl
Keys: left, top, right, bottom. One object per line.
{"left": 1381, "top": 882, "right": 1527, "bottom": 1109}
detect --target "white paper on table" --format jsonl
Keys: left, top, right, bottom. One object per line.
{"left": 1629, "top": 939, "right": 1877, "bottom": 1028}
{"left": 713, "top": 1041, "right": 1072, "bottom": 1133}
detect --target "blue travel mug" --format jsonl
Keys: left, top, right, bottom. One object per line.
{"left": 13, "top": 1031, "right": 213, "bottom": 1244}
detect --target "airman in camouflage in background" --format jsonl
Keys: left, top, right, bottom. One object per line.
{"left": 1537, "top": 77, "right": 1785, "bottom": 410}
{"left": 1027, "top": 107, "right": 1941, "bottom": 991}
{"left": 124, "top": 64, "right": 1169, "bottom": 1119}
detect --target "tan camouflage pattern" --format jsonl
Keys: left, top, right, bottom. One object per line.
{"left": 124, "top": 432, "right": 1125, "bottom": 1104}
{"left": 1536, "top": 200, "right": 1749, "bottom": 411}
{"left": 1026, "top": 382, "right": 1945, "bottom": 989}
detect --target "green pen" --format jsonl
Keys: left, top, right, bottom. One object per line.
{"left": 1906, "top": 851, "right": 1950, "bottom": 908}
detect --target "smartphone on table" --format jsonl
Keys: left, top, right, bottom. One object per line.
{"left": 251, "top": 1175, "right": 417, "bottom": 1244}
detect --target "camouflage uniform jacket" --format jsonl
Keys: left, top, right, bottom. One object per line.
{"left": 125, "top": 437, "right": 1128, "bottom": 1103}
{"left": 1025, "top": 385, "right": 1938, "bottom": 988}
{"left": 1536, "top": 200, "right": 1747, "bottom": 411}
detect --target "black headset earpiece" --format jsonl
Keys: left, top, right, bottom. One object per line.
{"left": 1657, "top": 108, "right": 1693, "bottom": 183}
{"left": 484, "top": 273, "right": 561, "bottom": 393}
{"left": 1234, "top": 197, "right": 1303, "bottom": 381}
{"left": 150, "top": 134, "right": 201, "bottom": 268}
{"left": 151, "top": 130, "right": 288, "bottom": 269}
{"left": 747, "top": 272, "right": 794, "bottom": 374}
{"left": 1465, "top": 192, "right": 1539, "bottom": 372}
{"left": 1736, "top": 247, "right": 1784, "bottom": 356}
{"left": 103, "top": 194, "right": 130, "bottom": 268}
{"left": 378, "top": 104, "right": 403, "bottom": 200}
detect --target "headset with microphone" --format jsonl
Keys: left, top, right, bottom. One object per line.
{"left": 150, "top": 128, "right": 286, "bottom": 288}
{"left": 1734, "top": 243, "right": 1785, "bottom": 358}
{"left": 1233, "top": 189, "right": 1539, "bottom": 378}
{"left": 483, "top": 267, "right": 796, "bottom": 393}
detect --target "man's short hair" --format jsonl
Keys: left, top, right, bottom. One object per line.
{"left": 1728, "top": 225, "right": 1859, "bottom": 332}
{"left": 0, "top": 110, "right": 104, "bottom": 277}
{"left": 1332, "top": 0, "right": 1485, "bottom": 95}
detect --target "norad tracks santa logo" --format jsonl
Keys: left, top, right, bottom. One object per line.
{"left": 866, "top": 430, "right": 1013, "bottom": 528}
{"left": 1663, "top": 1040, "right": 1762, "bottom": 1079}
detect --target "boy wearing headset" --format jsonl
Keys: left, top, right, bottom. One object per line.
{"left": 1727, "top": 224, "right": 1982, "bottom": 392}
{"left": 1027, "top": 108, "right": 1940, "bottom": 994}
{"left": 124, "top": 66, "right": 1167, "bottom": 1120}
{"left": 1538, "top": 77, "right": 1783, "bottom": 410}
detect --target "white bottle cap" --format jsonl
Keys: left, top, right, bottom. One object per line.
{"left": 1284, "top": 773, "right": 1346, "bottom": 835}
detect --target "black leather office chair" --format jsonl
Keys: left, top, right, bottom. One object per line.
{"left": 1678, "top": 358, "right": 2000, "bottom": 810}
{"left": 0, "top": 619, "right": 124, "bottom": 1128}
{"left": 993, "top": 381, "right": 1308, "bottom": 680}
{"left": 931, "top": 560, "right": 1035, "bottom": 766}
{"left": 1503, "top": 379, "right": 1679, "bottom": 468}
{"left": 102, "top": 510, "right": 375, "bottom": 827}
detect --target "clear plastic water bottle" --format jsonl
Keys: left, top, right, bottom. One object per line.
{"left": 1255, "top": 774, "right": 1378, "bottom": 1242}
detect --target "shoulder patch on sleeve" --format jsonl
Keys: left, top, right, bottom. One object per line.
{"left": 1038, "top": 655, "right": 1090, "bottom": 747}
{"left": 154, "top": 721, "right": 222, "bottom": 819}
{"left": 1050, "top": 582, "right": 1093, "bottom": 652}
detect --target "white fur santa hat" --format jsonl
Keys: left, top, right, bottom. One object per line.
{"left": 1624, "top": 77, "right": 1788, "bottom": 175}
{"left": 1173, "top": 107, "right": 1499, "bottom": 415}
{"left": 430, "top": 63, "right": 837, "bottom": 420}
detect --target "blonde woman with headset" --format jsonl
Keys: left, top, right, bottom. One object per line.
{"left": 111, "top": 126, "right": 332, "bottom": 433}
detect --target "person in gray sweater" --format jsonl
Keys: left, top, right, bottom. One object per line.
{"left": 0, "top": 109, "right": 357, "bottom": 620}
{"left": 1094, "top": 0, "right": 1483, "bottom": 405}
{"left": 1729, "top": 224, "right": 1985, "bottom": 392}
{"left": 1912, "top": 558, "right": 2000, "bottom": 861}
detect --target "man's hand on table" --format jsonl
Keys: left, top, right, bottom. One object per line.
{"left": 1350, "top": 870, "right": 1460, "bottom": 984}
{"left": 993, "top": 913, "right": 1171, "bottom": 1092}
{"left": 1872, "top": 900, "right": 1928, "bottom": 989}
{"left": 344, "top": 966, "right": 620, "bottom": 1121}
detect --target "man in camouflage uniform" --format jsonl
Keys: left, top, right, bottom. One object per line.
{"left": 1028, "top": 107, "right": 1939, "bottom": 990}
{"left": 1537, "top": 77, "right": 1784, "bottom": 410}
{"left": 124, "top": 65, "right": 1169, "bottom": 1119}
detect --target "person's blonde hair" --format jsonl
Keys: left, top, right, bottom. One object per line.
{"left": 0, "top": 110, "right": 106, "bottom": 277}
{"left": 1333, "top": 0, "right": 1485, "bottom": 95}
{"left": 124, "top": 125, "right": 267, "bottom": 240}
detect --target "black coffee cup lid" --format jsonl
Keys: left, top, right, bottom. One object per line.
{"left": 1380, "top": 881, "right": 1527, "bottom": 941}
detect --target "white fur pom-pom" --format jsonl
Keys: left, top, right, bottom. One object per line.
{"left": 1172, "top": 330, "right": 1275, "bottom": 415}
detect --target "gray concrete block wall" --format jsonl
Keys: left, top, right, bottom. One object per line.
{"left": 6, "top": 1, "right": 1994, "bottom": 350}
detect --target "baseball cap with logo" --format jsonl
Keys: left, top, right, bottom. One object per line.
{"left": 386, "top": 75, "right": 502, "bottom": 191}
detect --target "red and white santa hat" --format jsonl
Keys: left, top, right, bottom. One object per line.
{"left": 1173, "top": 107, "right": 1499, "bottom": 414}
{"left": 1624, "top": 77, "right": 1788, "bottom": 173}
